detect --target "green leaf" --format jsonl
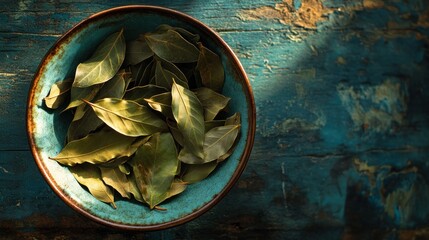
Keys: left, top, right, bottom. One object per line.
{"left": 181, "top": 161, "right": 217, "bottom": 184}
{"left": 50, "top": 130, "right": 138, "bottom": 166}
{"left": 195, "top": 87, "right": 230, "bottom": 121}
{"left": 100, "top": 166, "right": 132, "bottom": 199}
{"left": 125, "top": 38, "right": 153, "bottom": 65}
{"left": 130, "top": 132, "right": 179, "bottom": 209}
{"left": 145, "top": 29, "right": 199, "bottom": 63}
{"left": 86, "top": 98, "right": 168, "bottom": 137}
{"left": 69, "top": 164, "right": 116, "bottom": 208}
{"left": 196, "top": 43, "right": 225, "bottom": 92}
{"left": 44, "top": 79, "right": 72, "bottom": 109}
{"left": 179, "top": 125, "right": 240, "bottom": 164}
{"left": 73, "top": 29, "right": 126, "bottom": 88}
{"left": 171, "top": 81, "right": 205, "bottom": 159}
{"left": 123, "top": 84, "right": 167, "bottom": 105}
{"left": 145, "top": 92, "right": 173, "bottom": 119}
{"left": 154, "top": 60, "right": 188, "bottom": 89}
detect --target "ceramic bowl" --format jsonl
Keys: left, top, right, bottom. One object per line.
{"left": 26, "top": 5, "right": 255, "bottom": 230}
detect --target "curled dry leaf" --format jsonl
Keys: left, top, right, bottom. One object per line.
{"left": 44, "top": 79, "right": 72, "bottom": 109}
{"left": 69, "top": 164, "right": 116, "bottom": 208}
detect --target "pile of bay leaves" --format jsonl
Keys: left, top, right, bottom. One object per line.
{"left": 44, "top": 25, "right": 241, "bottom": 210}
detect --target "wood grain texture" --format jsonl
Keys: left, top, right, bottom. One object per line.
{"left": 1, "top": 0, "right": 429, "bottom": 239}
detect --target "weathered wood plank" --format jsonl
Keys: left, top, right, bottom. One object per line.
{"left": 1, "top": 0, "right": 429, "bottom": 238}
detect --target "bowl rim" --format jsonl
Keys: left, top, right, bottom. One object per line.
{"left": 26, "top": 5, "right": 256, "bottom": 231}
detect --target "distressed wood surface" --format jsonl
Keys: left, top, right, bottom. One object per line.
{"left": 1, "top": 0, "right": 429, "bottom": 239}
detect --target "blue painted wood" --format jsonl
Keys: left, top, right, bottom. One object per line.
{"left": 1, "top": 0, "right": 429, "bottom": 238}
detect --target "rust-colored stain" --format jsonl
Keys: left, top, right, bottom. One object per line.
{"left": 418, "top": 9, "right": 429, "bottom": 28}
{"left": 362, "top": 0, "right": 384, "bottom": 9}
{"left": 238, "top": 0, "right": 333, "bottom": 29}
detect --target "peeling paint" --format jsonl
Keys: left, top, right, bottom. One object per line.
{"left": 417, "top": 9, "right": 429, "bottom": 28}
{"left": 353, "top": 158, "right": 382, "bottom": 186}
{"left": 238, "top": 0, "right": 333, "bottom": 29}
{"left": 276, "top": 116, "right": 325, "bottom": 133}
{"left": 337, "top": 80, "right": 408, "bottom": 133}
{"left": 362, "top": 0, "right": 384, "bottom": 9}
{"left": 336, "top": 56, "right": 346, "bottom": 65}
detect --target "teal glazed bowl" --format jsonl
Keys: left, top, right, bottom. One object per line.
{"left": 26, "top": 6, "right": 255, "bottom": 230}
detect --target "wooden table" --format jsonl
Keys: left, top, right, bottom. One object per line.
{"left": 1, "top": 0, "right": 429, "bottom": 239}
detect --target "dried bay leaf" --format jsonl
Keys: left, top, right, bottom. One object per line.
{"left": 72, "top": 104, "right": 86, "bottom": 122}
{"left": 66, "top": 84, "right": 102, "bottom": 110}
{"left": 156, "top": 24, "right": 200, "bottom": 44}
{"left": 145, "top": 92, "right": 173, "bottom": 119}
{"left": 181, "top": 161, "right": 217, "bottom": 184}
{"left": 196, "top": 43, "right": 225, "bottom": 92}
{"left": 94, "top": 70, "right": 129, "bottom": 100}
{"left": 225, "top": 112, "right": 241, "bottom": 126}
{"left": 50, "top": 130, "right": 138, "bottom": 166}
{"left": 130, "top": 132, "right": 179, "bottom": 209}
{"left": 67, "top": 110, "right": 102, "bottom": 142}
{"left": 155, "top": 57, "right": 188, "bottom": 84}
{"left": 100, "top": 166, "right": 132, "bottom": 199}
{"left": 123, "top": 84, "right": 167, "bottom": 105}
{"left": 154, "top": 61, "right": 188, "bottom": 89}
{"left": 145, "top": 29, "right": 199, "bottom": 63}
{"left": 171, "top": 81, "right": 205, "bottom": 159}
{"left": 128, "top": 173, "right": 145, "bottom": 202}
{"left": 167, "top": 119, "right": 185, "bottom": 147}
{"left": 67, "top": 73, "right": 128, "bottom": 141}
{"left": 179, "top": 125, "right": 240, "bottom": 164}
{"left": 118, "top": 163, "right": 131, "bottom": 175}
{"left": 203, "top": 125, "right": 240, "bottom": 163}
{"left": 100, "top": 156, "right": 130, "bottom": 168}
{"left": 44, "top": 79, "right": 72, "bottom": 109}
{"left": 125, "top": 38, "right": 153, "bottom": 65}
{"left": 130, "top": 58, "right": 154, "bottom": 86}
{"left": 217, "top": 113, "right": 242, "bottom": 162}
{"left": 69, "top": 164, "right": 116, "bottom": 208}
{"left": 165, "top": 179, "right": 187, "bottom": 200}
{"left": 195, "top": 87, "right": 230, "bottom": 121}
{"left": 73, "top": 30, "right": 126, "bottom": 88}
{"left": 85, "top": 98, "right": 168, "bottom": 137}
{"left": 205, "top": 120, "right": 226, "bottom": 132}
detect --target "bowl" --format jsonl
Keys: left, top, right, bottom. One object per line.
{"left": 26, "top": 5, "right": 255, "bottom": 230}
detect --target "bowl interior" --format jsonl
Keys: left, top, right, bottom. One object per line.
{"left": 28, "top": 6, "right": 253, "bottom": 229}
